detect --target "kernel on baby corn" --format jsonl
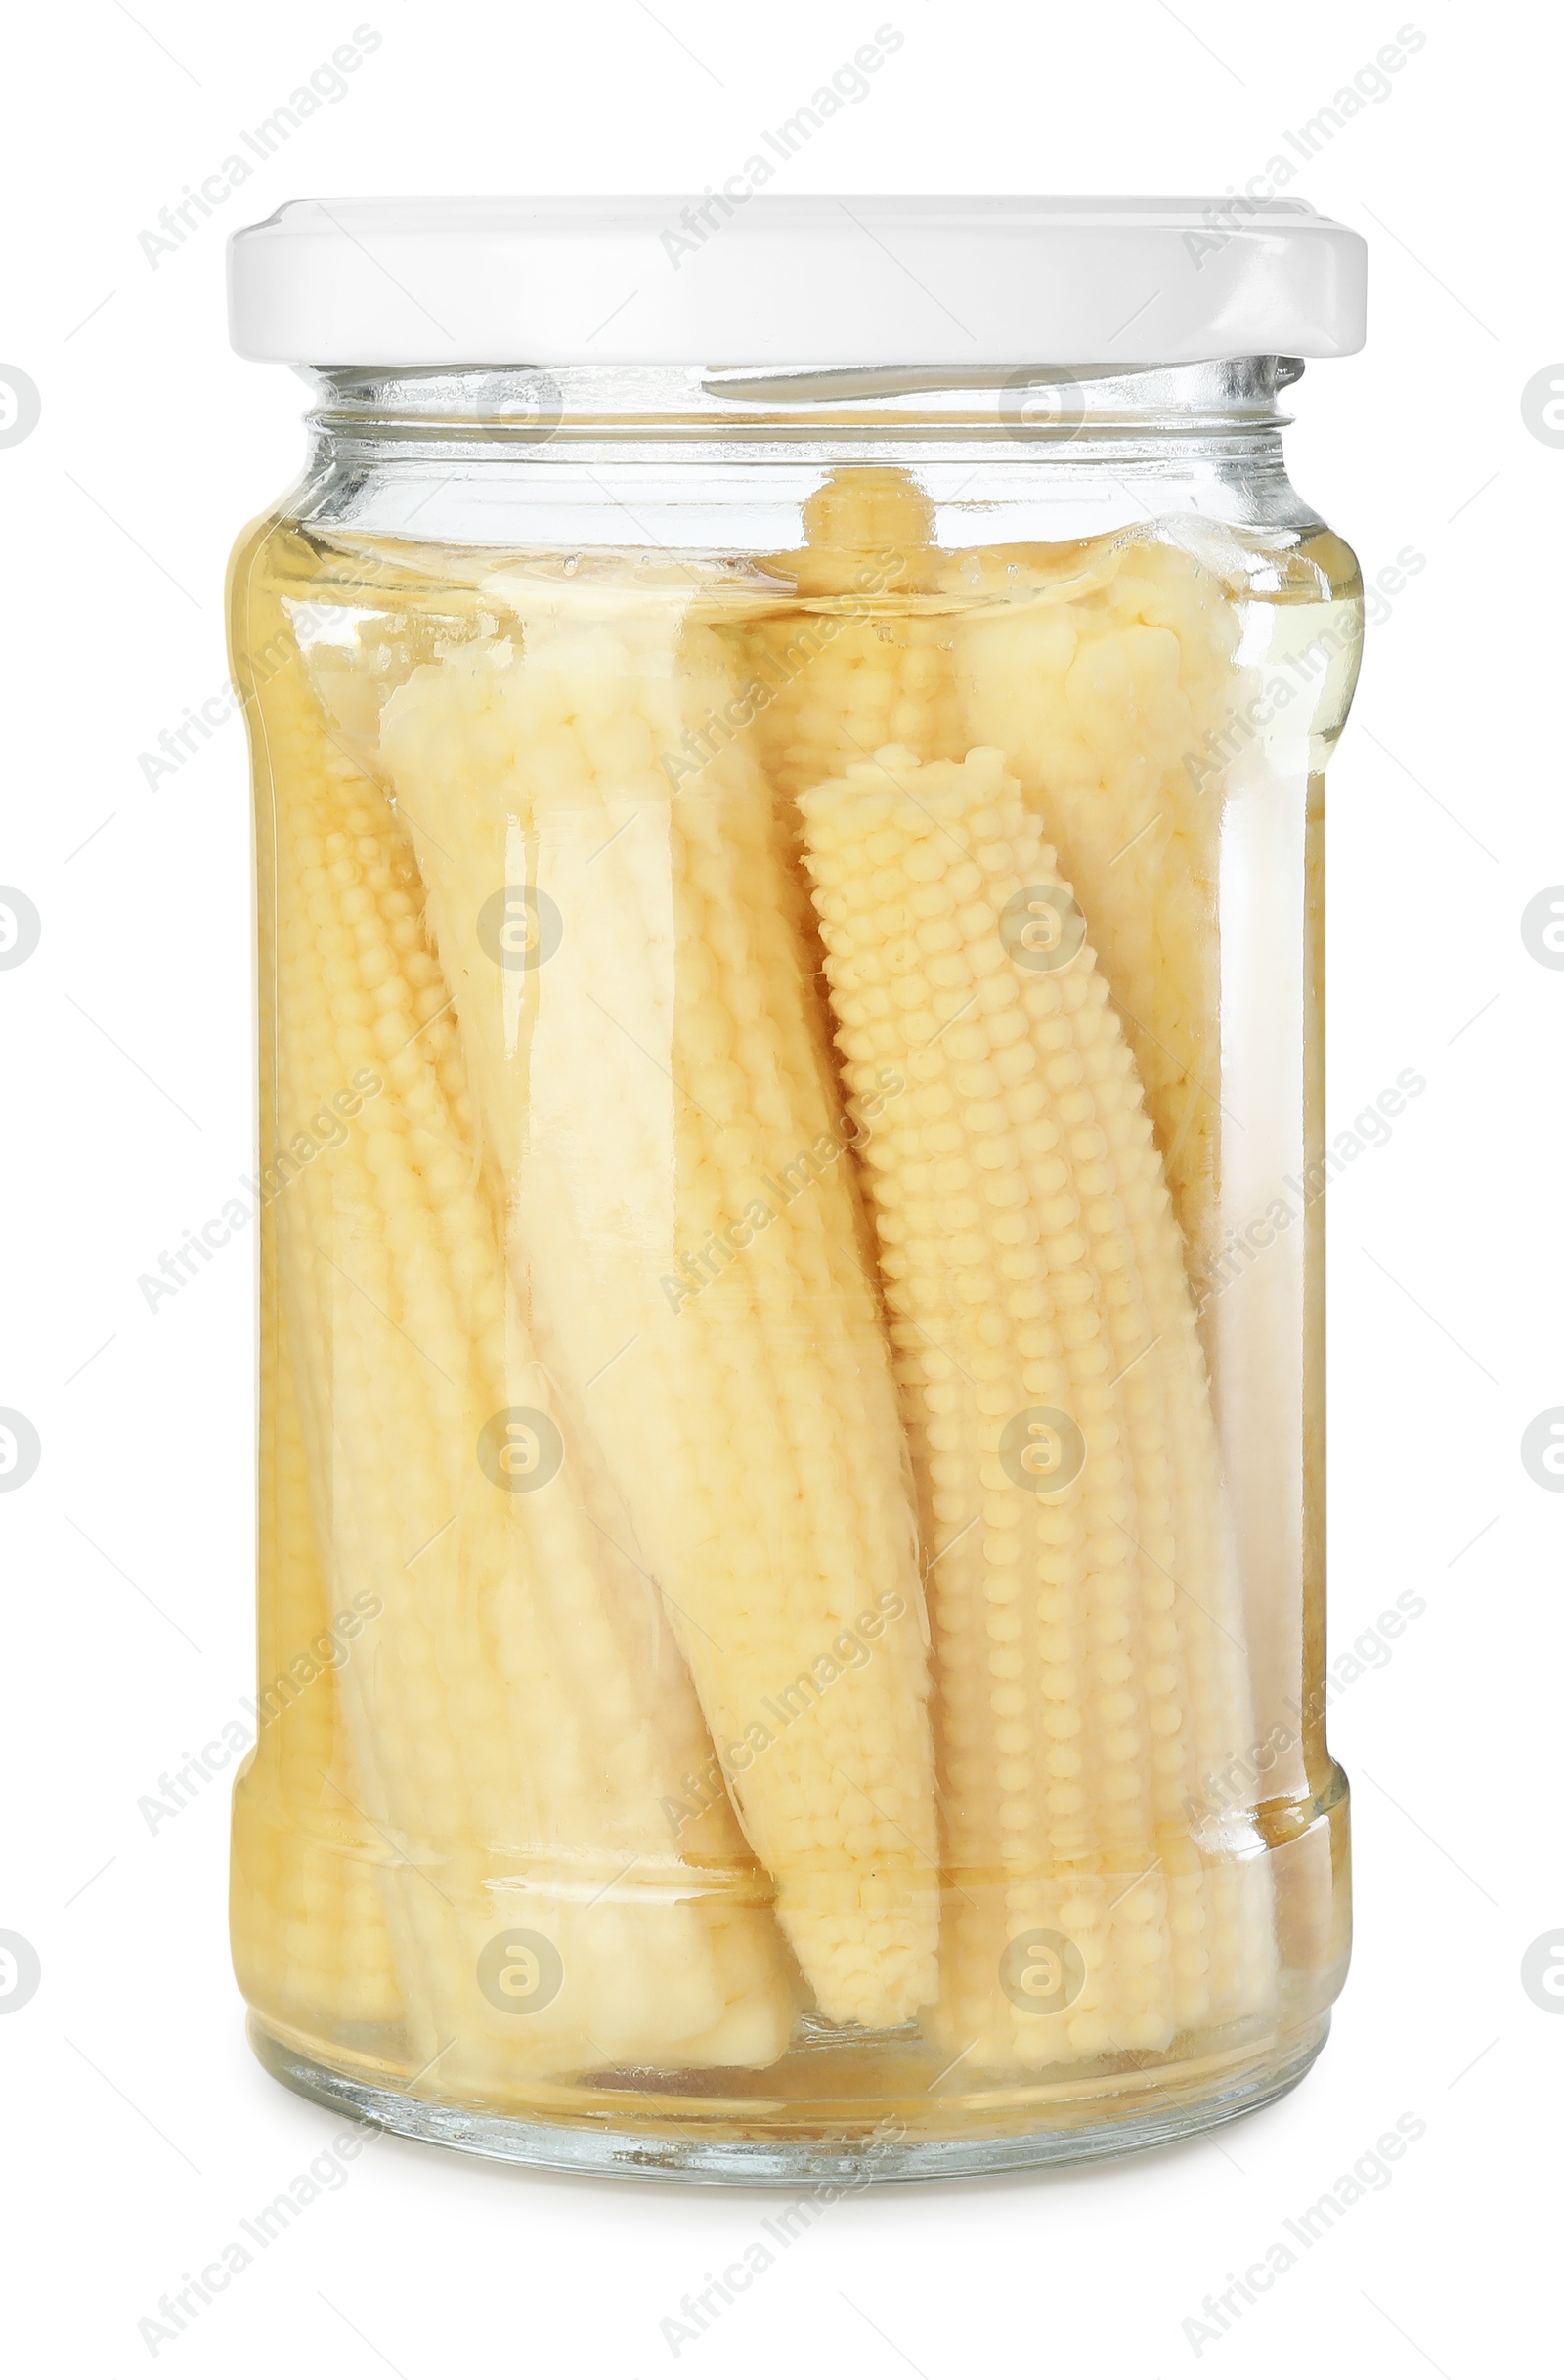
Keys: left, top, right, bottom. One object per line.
{"left": 243, "top": 620, "right": 796, "bottom": 2088}
{"left": 376, "top": 581, "right": 940, "bottom": 2029}
{"left": 795, "top": 744, "right": 1276, "bottom": 2066}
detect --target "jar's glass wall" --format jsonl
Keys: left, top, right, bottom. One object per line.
{"left": 229, "top": 372, "right": 1359, "bottom": 2172}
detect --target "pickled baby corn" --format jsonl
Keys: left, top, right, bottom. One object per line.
{"left": 733, "top": 469, "right": 967, "bottom": 808}
{"left": 736, "top": 471, "right": 1277, "bottom": 2062}
{"left": 232, "top": 830, "right": 400, "bottom": 2046}
{"left": 944, "top": 538, "right": 1251, "bottom": 1254}
{"left": 241, "top": 610, "right": 795, "bottom": 2088}
{"left": 237, "top": 488, "right": 1284, "bottom": 2094}
{"left": 377, "top": 581, "right": 939, "bottom": 2027}
{"left": 796, "top": 743, "right": 1276, "bottom": 2066}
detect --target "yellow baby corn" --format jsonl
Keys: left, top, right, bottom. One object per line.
{"left": 944, "top": 536, "right": 1251, "bottom": 1255}
{"left": 240, "top": 606, "right": 796, "bottom": 2092}
{"left": 796, "top": 742, "right": 1276, "bottom": 2067}
{"left": 377, "top": 579, "right": 939, "bottom": 2026}
{"left": 734, "top": 470, "right": 967, "bottom": 809}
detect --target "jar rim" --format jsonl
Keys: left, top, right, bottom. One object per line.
{"left": 297, "top": 357, "right": 1303, "bottom": 445}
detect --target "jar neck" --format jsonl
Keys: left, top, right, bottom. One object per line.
{"left": 299, "top": 356, "right": 1300, "bottom": 453}
{"left": 284, "top": 358, "right": 1318, "bottom": 551}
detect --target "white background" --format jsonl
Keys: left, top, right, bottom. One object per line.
{"left": 1, "top": 2, "right": 1555, "bottom": 2373}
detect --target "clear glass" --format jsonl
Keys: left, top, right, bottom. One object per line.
{"left": 228, "top": 358, "right": 1359, "bottom": 2180}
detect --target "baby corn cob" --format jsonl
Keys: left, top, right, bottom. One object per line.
{"left": 734, "top": 469, "right": 966, "bottom": 809}
{"left": 244, "top": 612, "right": 795, "bottom": 2090}
{"left": 945, "top": 538, "right": 1250, "bottom": 1256}
{"left": 377, "top": 582, "right": 939, "bottom": 2027}
{"left": 232, "top": 814, "right": 400, "bottom": 2047}
{"left": 796, "top": 743, "right": 1276, "bottom": 2066}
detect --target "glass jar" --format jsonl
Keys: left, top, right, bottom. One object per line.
{"left": 226, "top": 197, "right": 1366, "bottom": 2181}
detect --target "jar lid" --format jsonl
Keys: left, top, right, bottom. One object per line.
{"left": 228, "top": 195, "right": 1366, "bottom": 368}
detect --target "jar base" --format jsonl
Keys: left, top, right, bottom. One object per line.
{"left": 247, "top": 2011, "right": 1329, "bottom": 2185}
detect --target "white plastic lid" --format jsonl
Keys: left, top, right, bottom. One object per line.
{"left": 228, "top": 195, "right": 1366, "bottom": 368}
